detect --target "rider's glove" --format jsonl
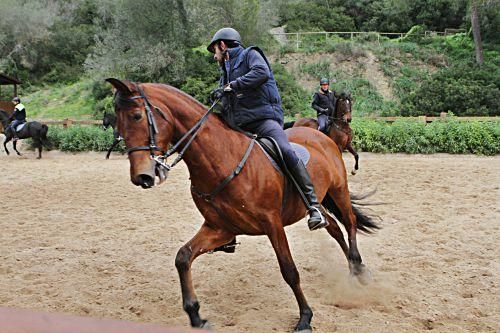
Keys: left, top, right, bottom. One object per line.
{"left": 210, "top": 83, "right": 233, "bottom": 102}
{"left": 210, "top": 87, "right": 225, "bottom": 101}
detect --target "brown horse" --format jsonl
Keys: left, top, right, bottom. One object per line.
{"left": 106, "top": 79, "right": 378, "bottom": 333}
{"left": 289, "top": 92, "right": 359, "bottom": 175}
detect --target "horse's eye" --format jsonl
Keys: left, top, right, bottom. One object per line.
{"left": 132, "top": 112, "right": 142, "bottom": 121}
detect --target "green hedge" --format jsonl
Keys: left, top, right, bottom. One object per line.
{"left": 351, "top": 118, "right": 500, "bottom": 155}
{"left": 47, "top": 125, "right": 124, "bottom": 152}
{"left": 35, "top": 119, "right": 500, "bottom": 156}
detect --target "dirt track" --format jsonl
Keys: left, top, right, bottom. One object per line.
{"left": 0, "top": 149, "right": 498, "bottom": 333}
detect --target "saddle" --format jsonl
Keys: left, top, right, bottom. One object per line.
{"left": 256, "top": 137, "right": 310, "bottom": 172}
{"left": 12, "top": 122, "right": 27, "bottom": 132}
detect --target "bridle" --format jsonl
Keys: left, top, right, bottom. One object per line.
{"left": 117, "top": 85, "right": 257, "bottom": 205}
{"left": 118, "top": 85, "right": 219, "bottom": 172}
{"left": 330, "top": 97, "right": 352, "bottom": 124}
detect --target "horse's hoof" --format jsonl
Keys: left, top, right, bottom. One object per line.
{"left": 294, "top": 329, "right": 312, "bottom": 333}
{"left": 351, "top": 168, "right": 357, "bottom": 175}
{"left": 200, "top": 320, "right": 213, "bottom": 331}
{"left": 349, "top": 263, "right": 372, "bottom": 285}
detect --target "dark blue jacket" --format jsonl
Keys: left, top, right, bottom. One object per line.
{"left": 11, "top": 103, "right": 26, "bottom": 121}
{"left": 312, "top": 89, "right": 336, "bottom": 117}
{"left": 220, "top": 46, "right": 284, "bottom": 127}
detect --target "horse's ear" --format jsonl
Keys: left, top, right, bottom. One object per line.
{"left": 105, "top": 78, "right": 132, "bottom": 95}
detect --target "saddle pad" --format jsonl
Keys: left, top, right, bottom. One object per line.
{"left": 15, "top": 123, "right": 26, "bottom": 132}
{"left": 257, "top": 142, "right": 310, "bottom": 174}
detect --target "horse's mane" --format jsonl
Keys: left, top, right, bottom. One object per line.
{"left": 113, "top": 82, "right": 241, "bottom": 137}
{"left": 337, "top": 91, "right": 351, "bottom": 100}
{"left": 152, "top": 83, "right": 209, "bottom": 111}
{"left": 114, "top": 82, "right": 208, "bottom": 112}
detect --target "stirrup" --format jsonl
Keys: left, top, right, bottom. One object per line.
{"left": 307, "top": 206, "right": 329, "bottom": 230}
{"left": 210, "top": 239, "right": 239, "bottom": 254}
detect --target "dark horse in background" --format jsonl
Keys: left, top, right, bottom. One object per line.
{"left": 102, "top": 112, "right": 123, "bottom": 159}
{"left": 284, "top": 92, "right": 359, "bottom": 175}
{"left": 0, "top": 109, "right": 50, "bottom": 159}
{"left": 106, "top": 79, "right": 378, "bottom": 333}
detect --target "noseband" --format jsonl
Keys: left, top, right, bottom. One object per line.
{"left": 331, "top": 98, "right": 351, "bottom": 124}
{"left": 120, "top": 86, "right": 219, "bottom": 171}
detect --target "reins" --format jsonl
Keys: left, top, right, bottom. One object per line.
{"left": 121, "top": 85, "right": 257, "bottom": 203}
{"left": 123, "top": 85, "right": 220, "bottom": 171}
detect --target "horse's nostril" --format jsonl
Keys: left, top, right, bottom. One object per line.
{"left": 138, "top": 174, "right": 155, "bottom": 188}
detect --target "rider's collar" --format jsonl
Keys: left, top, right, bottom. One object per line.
{"left": 226, "top": 45, "right": 244, "bottom": 60}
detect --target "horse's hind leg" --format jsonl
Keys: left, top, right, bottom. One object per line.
{"left": 323, "top": 212, "right": 348, "bottom": 260}
{"left": 327, "top": 187, "right": 366, "bottom": 277}
{"left": 266, "top": 220, "right": 313, "bottom": 333}
{"left": 175, "top": 222, "right": 234, "bottom": 329}
{"left": 346, "top": 142, "right": 359, "bottom": 175}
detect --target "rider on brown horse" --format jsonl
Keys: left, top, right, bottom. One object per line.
{"left": 311, "top": 78, "right": 336, "bottom": 134}
{"left": 208, "top": 27, "right": 327, "bottom": 231}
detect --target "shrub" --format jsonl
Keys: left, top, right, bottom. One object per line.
{"left": 401, "top": 62, "right": 500, "bottom": 116}
{"left": 351, "top": 118, "right": 500, "bottom": 155}
{"left": 46, "top": 125, "right": 122, "bottom": 152}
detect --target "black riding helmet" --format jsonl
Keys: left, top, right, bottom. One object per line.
{"left": 207, "top": 27, "right": 242, "bottom": 53}
{"left": 320, "top": 78, "right": 329, "bottom": 85}
{"left": 12, "top": 96, "right": 20, "bottom": 103}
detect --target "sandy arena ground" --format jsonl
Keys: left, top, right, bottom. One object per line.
{"left": 0, "top": 147, "right": 498, "bottom": 333}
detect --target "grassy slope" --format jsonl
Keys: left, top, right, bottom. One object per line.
{"left": 273, "top": 39, "right": 443, "bottom": 117}
{"left": 23, "top": 36, "right": 498, "bottom": 120}
{"left": 24, "top": 80, "right": 95, "bottom": 120}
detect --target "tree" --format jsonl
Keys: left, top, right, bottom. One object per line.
{"left": 470, "top": 0, "right": 483, "bottom": 65}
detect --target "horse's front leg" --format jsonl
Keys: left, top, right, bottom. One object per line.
{"left": 266, "top": 219, "right": 313, "bottom": 333}
{"left": 175, "top": 222, "right": 235, "bottom": 329}
{"left": 4, "top": 136, "right": 11, "bottom": 155}
{"left": 106, "top": 137, "right": 121, "bottom": 159}
{"left": 346, "top": 142, "right": 359, "bottom": 175}
{"left": 13, "top": 139, "right": 22, "bottom": 156}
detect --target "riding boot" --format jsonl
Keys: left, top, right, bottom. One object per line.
{"left": 9, "top": 127, "right": 18, "bottom": 141}
{"left": 288, "top": 160, "right": 329, "bottom": 230}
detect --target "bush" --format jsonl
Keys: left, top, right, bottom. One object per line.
{"left": 401, "top": 61, "right": 500, "bottom": 116}
{"left": 351, "top": 118, "right": 500, "bottom": 155}
{"left": 47, "top": 125, "right": 122, "bottom": 152}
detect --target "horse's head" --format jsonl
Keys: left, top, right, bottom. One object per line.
{"left": 102, "top": 112, "right": 115, "bottom": 131}
{"left": 106, "top": 78, "right": 174, "bottom": 189}
{"left": 334, "top": 92, "right": 353, "bottom": 123}
{"left": 0, "top": 109, "right": 9, "bottom": 127}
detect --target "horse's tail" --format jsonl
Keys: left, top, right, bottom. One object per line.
{"left": 283, "top": 121, "right": 295, "bottom": 130}
{"left": 321, "top": 192, "right": 380, "bottom": 234}
{"left": 40, "top": 124, "right": 52, "bottom": 148}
